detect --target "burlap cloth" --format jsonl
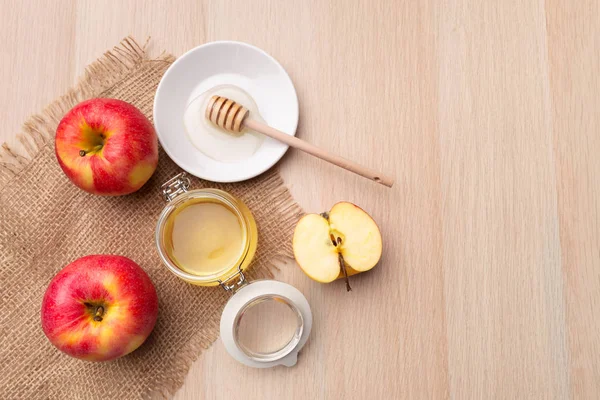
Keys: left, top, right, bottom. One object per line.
{"left": 0, "top": 37, "right": 303, "bottom": 399}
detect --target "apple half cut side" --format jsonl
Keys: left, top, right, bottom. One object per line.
{"left": 292, "top": 202, "right": 383, "bottom": 291}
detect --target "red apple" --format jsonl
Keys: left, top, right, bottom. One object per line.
{"left": 41, "top": 255, "right": 159, "bottom": 361}
{"left": 55, "top": 98, "right": 158, "bottom": 195}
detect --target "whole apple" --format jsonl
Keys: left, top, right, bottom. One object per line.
{"left": 55, "top": 98, "right": 158, "bottom": 195}
{"left": 41, "top": 255, "right": 159, "bottom": 361}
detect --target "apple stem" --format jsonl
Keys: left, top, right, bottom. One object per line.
{"left": 94, "top": 306, "right": 105, "bottom": 322}
{"left": 79, "top": 145, "right": 103, "bottom": 157}
{"left": 336, "top": 237, "right": 352, "bottom": 292}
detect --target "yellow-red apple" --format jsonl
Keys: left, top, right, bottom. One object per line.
{"left": 41, "top": 255, "right": 158, "bottom": 361}
{"left": 55, "top": 98, "right": 158, "bottom": 195}
{"left": 293, "top": 202, "right": 383, "bottom": 291}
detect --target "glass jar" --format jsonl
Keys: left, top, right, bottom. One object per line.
{"left": 155, "top": 173, "right": 312, "bottom": 368}
{"left": 155, "top": 173, "right": 257, "bottom": 287}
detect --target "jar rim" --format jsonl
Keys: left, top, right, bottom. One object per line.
{"left": 232, "top": 293, "right": 304, "bottom": 362}
{"left": 155, "top": 188, "right": 252, "bottom": 284}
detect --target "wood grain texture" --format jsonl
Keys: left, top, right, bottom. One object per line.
{"left": 0, "top": 0, "right": 76, "bottom": 150}
{"left": 1, "top": 0, "right": 598, "bottom": 398}
{"left": 546, "top": 1, "right": 600, "bottom": 398}
{"left": 439, "top": 1, "right": 569, "bottom": 398}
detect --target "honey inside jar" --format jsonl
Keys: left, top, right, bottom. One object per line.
{"left": 164, "top": 199, "right": 244, "bottom": 276}
{"left": 156, "top": 186, "right": 258, "bottom": 286}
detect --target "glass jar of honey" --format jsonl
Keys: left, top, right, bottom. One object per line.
{"left": 155, "top": 173, "right": 312, "bottom": 368}
{"left": 156, "top": 173, "right": 257, "bottom": 286}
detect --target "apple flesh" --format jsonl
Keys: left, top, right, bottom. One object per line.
{"left": 41, "top": 255, "right": 158, "bottom": 361}
{"left": 55, "top": 98, "right": 158, "bottom": 195}
{"left": 293, "top": 202, "right": 382, "bottom": 290}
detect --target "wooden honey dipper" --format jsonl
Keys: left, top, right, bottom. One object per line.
{"left": 206, "top": 95, "right": 394, "bottom": 187}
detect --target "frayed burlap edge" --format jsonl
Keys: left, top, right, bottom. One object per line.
{"left": 0, "top": 36, "right": 304, "bottom": 399}
{"left": 0, "top": 37, "right": 174, "bottom": 187}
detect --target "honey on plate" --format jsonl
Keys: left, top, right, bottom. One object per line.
{"left": 183, "top": 84, "right": 266, "bottom": 163}
{"left": 164, "top": 200, "right": 244, "bottom": 276}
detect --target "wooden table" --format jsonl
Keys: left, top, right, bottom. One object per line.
{"left": 2, "top": 1, "right": 599, "bottom": 398}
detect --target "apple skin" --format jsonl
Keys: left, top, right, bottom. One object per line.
{"left": 41, "top": 255, "right": 159, "bottom": 362}
{"left": 55, "top": 98, "right": 158, "bottom": 195}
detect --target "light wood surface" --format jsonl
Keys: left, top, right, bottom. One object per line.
{"left": 2, "top": 1, "right": 599, "bottom": 399}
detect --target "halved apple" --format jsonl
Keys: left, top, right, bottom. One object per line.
{"left": 292, "top": 202, "right": 382, "bottom": 290}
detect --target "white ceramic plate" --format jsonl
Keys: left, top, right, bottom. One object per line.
{"left": 153, "top": 41, "right": 299, "bottom": 182}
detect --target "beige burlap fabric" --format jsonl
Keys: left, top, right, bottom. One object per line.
{"left": 0, "top": 37, "right": 302, "bottom": 399}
